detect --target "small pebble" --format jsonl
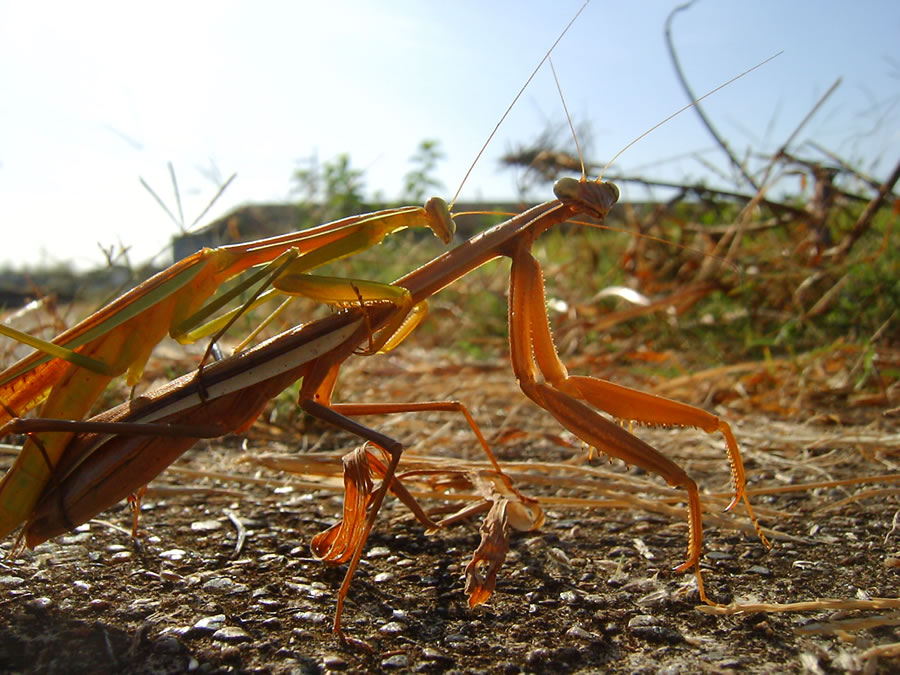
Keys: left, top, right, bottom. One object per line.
{"left": 367, "top": 546, "right": 391, "bottom": 558}
{"left": 212, "top": 626, "right": 250, "bottom": 643}
{"left": 628, "top": 614, "right": 660, "bottom": 628}
{"left": 29, "top": 597, "right": 53, "bottom": 610}
{"left": 0, "top": 576, "right": 24, "bottom": 586}
{"left": 72, "top": 580, "right": 91, "bottom": 592}
{"left": 381, "top": 654, "right": 408, "bottom": 669}
{"left": 560, "top": 590, "right": 578, "bottom": 605}
{"left": 707, "top": 551, "right": 734, "bottom": 560}
{"left": 285, "top": 582, "right": 328, "bottom": 600}
{"left": 549, "top": 547, "right": 571, "bottom": 565}
{"left": 630, "top": 625, "right": 684, "bottom": 644}
{"left": 379, "top": 621, "right": 405, "bottom": 635}
{"left": 295, "top": 611, "right": 328, "bottom": 624}
{"left": 161, "top": 626, "right": 191, "bottom": 638}
{"left": 421, "top": 647, "right": 449, "bottom": 662}
{"left": 193, "top": 614, "right": 227, "bottom": 634}
{"left": 202, "top": 577, "right": 234, "bottom": 592}
{"left": 526, "top": 648, "right": 549, "bottom": 667}
{"left": 110, "top": 551, "right": 132, "bottom": 563}
{"left": 374, "top": 572, "right": 395, "bottom": 583}
{"left": 60, "top": 532, "right": 92, "bottom": 545}
{"left": 747, "top": 565, "right": 771, "bottom": 576}
{"left": 636, "top": 590, "right": 669, "bottom": 607}
{"left": 159, "top": 549, "right": 186, "bottom": 561}
{"left": 322, "top": 654, "right": 347, "bottom": 670}
{"left": 566, "top": 625, "right": 593, "bottom": 640}
{"left": 191, "top": 519, "right": 222, "bottom": 532}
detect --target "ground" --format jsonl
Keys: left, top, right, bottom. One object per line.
{"left": 1, "top": 338, "right": 897, "bottom": 674}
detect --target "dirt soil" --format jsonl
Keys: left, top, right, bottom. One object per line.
{"left": 1, "top": 343, "right": 898, "bottom": 674}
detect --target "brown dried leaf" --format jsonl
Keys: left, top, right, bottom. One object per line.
{"left": 310, "top": 446, "right": 373, "bottom": 564}
{"left": 463, "top": 474, "right": 544, "bottom": 608}
{"left": 464, "top": 498, "right": 511, "bottom": 608}
{"left": 310, "top": 444, "right": 439, "bottom": 564}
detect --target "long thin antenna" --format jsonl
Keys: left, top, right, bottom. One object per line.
{"left": 549, "top": 56, "right": 586, "bottom": 180}
{"left": 449, "top": 0, "right": 590, "bottom": 207}
{"left": 597, "top": 51, "right": 783, "bottom": 180}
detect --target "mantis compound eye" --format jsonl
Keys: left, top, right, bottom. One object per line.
{"left": 604, "top": 181, "right": 620, "bottom": 204}
{"left": 552, "top": 176, "right": 580, "bottom": 201}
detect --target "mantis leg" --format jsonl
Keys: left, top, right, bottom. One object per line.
{"left": 506, "top": 236, "right": 767, "bottom": 603}
{"left": 298, "top": 399, "right": 409, "bottom": 637}
{"left": 297, "top": 341, "right": 541, "bottom": 635}
{"left": 273, "top": 273, "right": 427, "bottom": 354}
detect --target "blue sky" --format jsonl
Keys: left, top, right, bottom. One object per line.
{"left": 1, "top": 0, "right": 897, "bottom": 270}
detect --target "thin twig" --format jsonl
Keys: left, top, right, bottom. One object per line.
{"left": 664, "top": 1, "right": 760, "bottom": 192}
{"left": 808, "top": 141, "right": 892, "bottom": 193}
{"left": 828, "top": 158, "right": 900, "bottom": 262}
{"left": 168, "top": 162, "right": 185, "bottom": 231}
{"left": 757, "top": 78, "right": 842, "bottom": 189}
{"left": 189, "top": 173, "right": 238, "bottom": 231}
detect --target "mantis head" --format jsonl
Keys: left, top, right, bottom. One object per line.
{"left": 424, "top": 197, "right": 456, "bottom": 245}
{"left": 552, "top": 176, "right": 619, "bottom": 220}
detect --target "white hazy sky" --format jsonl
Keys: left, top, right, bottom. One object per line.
{"left": 1, "top": 0, "right": 897, "bottom": 271}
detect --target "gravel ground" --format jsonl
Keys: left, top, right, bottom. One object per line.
{"left": 1, "top": 344, "right": 897, "bottom": 674}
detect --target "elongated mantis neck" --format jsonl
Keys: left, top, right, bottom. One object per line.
{"left": 394, "top": 202, "right": 568, "bottom": 305}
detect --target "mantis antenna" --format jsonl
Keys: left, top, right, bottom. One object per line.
{"left": 448, "top": 0, "right": 591, "bottom": 209}
{"left": 597, "top": 51, "right": 784, "bottom": 181}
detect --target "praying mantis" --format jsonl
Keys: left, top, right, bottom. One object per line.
{"left": 0, "top": 200, "right": 459, "bottom": 541}
{"left": 0, "top": 0, "right": 775, "bottom": 638}
{"left": 5, "top": 171, "right": 768, "bottom": 635}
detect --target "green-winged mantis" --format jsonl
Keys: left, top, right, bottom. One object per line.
{"left": 0, "top": 200, "right": 455, "bottom": 540}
